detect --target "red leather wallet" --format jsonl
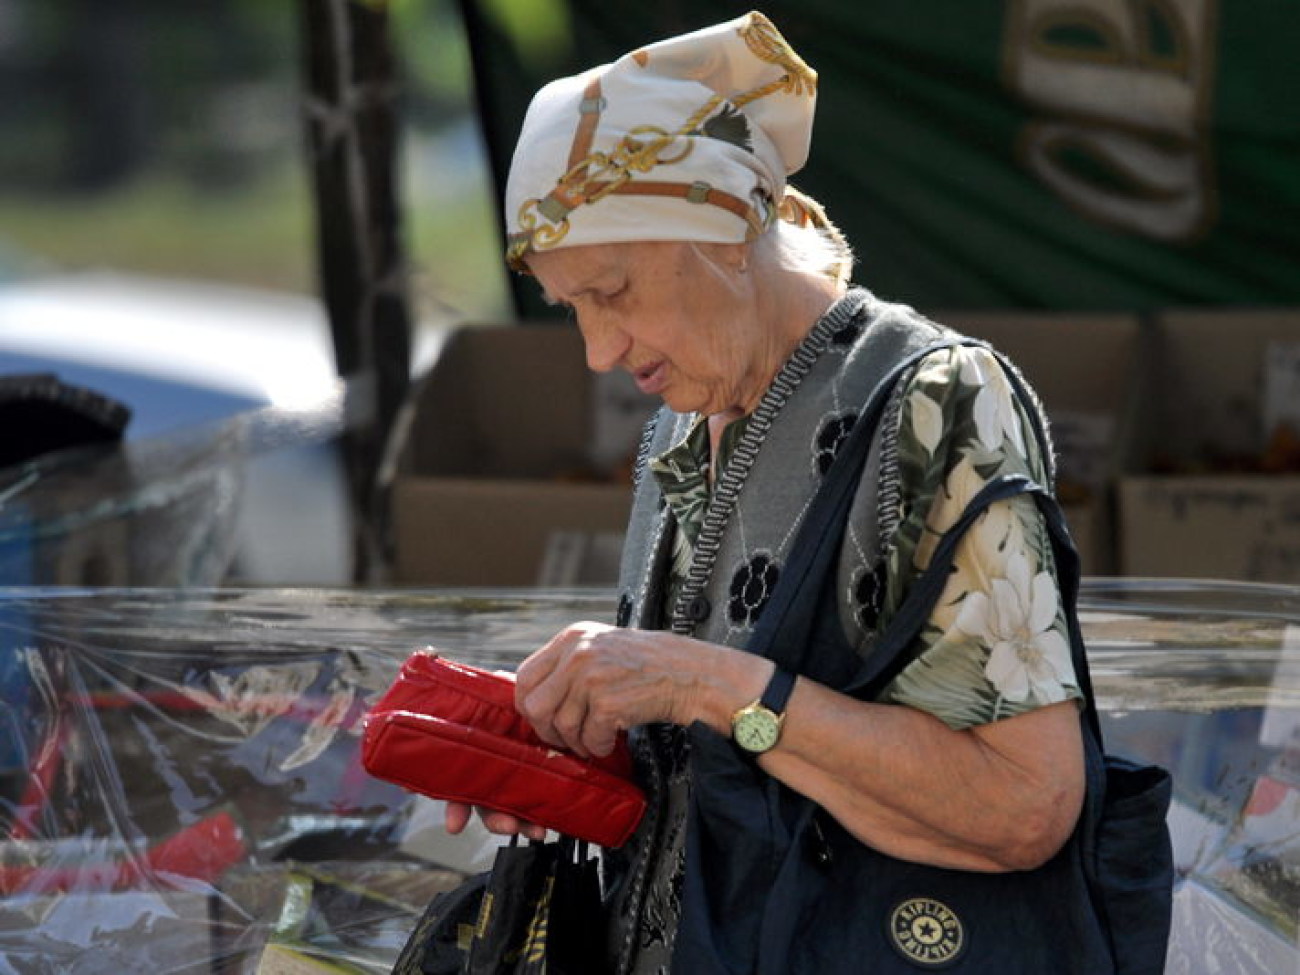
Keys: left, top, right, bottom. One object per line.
{"left": 361, "top": 651, "right": 646, "bottom": 849}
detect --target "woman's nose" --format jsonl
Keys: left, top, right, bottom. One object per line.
{"left": 578, "top": 315, "right": 631, "bottom": 373}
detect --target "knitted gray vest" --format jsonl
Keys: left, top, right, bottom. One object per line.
{"left": 616, "top": 287, "right": 953, "bottom": 654}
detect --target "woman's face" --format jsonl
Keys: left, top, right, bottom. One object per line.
{"left": 526, "top": 240, "right": 780, "bottom": 417}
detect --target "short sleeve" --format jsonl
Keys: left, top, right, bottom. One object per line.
{"left": 876, "top": 344, "right": 1082, "bottom": 730}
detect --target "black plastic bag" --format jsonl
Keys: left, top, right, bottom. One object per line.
{"left": 392, "top": 869, "right": 490, "bottom": 975}
{"left": 393, "top": 836, "right": 608, "bottom": 975}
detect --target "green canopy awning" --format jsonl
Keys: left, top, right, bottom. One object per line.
{"left": 459, "top": 0, "right": 1299, "bottom": 315}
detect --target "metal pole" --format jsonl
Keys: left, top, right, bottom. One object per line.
{"left": 299, "top": 0, "right": 412, "bottom": 582}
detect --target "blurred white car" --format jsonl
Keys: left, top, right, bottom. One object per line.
{"left": 0, "top": 268, "right": 354, "bottom": 585}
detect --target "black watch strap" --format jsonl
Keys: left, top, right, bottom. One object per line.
{"left": 759, "top": 665, "right": 797, "bottom": 714}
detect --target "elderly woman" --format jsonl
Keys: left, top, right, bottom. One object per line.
{"left": 446, "top": 12, "right": 1088, "bottom": 974}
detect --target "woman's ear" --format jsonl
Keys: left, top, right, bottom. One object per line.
{"left": 717, "top": 242, "right": 750, "bottom": 274}
{"left": 686, "top": 240, "right": 754, "bottom": 286}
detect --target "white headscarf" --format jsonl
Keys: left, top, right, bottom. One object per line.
{"left": 504, "top": 11, "right": 819, "bottom": 270}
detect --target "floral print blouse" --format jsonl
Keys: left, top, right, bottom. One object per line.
{"left": 652, "top": 340, "right": 1081, "bottom": 732}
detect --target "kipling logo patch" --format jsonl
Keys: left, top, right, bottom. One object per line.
{"left": 887, "top": 896, "right": 966, "bottom": 968}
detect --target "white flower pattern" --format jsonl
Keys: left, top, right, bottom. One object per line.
{"left": 957, "top": 346, "right": 1026, "bottom": 454}
{"left": 911, "top": 390, "right": 944, "bottom": 456}
{"left": 916, "top": 456, "right": 1017, "bottom": 632}
{"left": 882, "top": 344, "right": 1080, "bottom": 730}
{"left": 956, "top": 551, "right": 1073, "bottom": 706}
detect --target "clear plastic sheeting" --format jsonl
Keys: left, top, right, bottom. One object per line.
{"left": 0, "top": 392, "right": 348, "bottom": 588}
{"left": 1076, "top": 580, "right": 1300, "bottom": 973}
{"left": 0, "top": 582, "right": 1298, "bottom": 973}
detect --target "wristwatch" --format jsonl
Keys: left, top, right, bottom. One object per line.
{"left": 730, "top": 666, "right": 796, "bottom": 754}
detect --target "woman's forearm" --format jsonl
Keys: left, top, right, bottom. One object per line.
{"left": 685, "top": 647, "right": 1085, "bottom": 871}
{"left": 758, "top": 682, "right": 1084, "bottom": 870}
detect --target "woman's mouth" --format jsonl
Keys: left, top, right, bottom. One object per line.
{"left": 633, "top": 361, "right": 667, "bottom": 395}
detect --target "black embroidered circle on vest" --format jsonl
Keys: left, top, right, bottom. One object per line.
{"left": 853, "top": 559, "right": 888, "bottom": 632}
{"left": 814, "top": 411, "right": 858, "bottom": 476}
{"left": 728, "top": 553, "right": 781, "bottom": 626}
{"left": 615, "top": 593, "right": 633, "bottom": 628}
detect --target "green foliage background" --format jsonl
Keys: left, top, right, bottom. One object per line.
{"left": 0, "top": 0, "right": 511, "bottom": 327}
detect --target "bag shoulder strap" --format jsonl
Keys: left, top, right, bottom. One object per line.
{"left": 845, "top": 376, "right": 1105, "bottom": 749}
{"left": 746, "top": 337, "right": 973, "bottom": 665}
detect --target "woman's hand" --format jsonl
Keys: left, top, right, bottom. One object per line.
{"left": 439, "top": 622, "right": 769, "bottom": 840}
{"left": 514, "top": 621, "right": 772, "bottom": 760}
{"left": 444, "top": 800, "right": 548, "bottom": 841}
{"left": 438, "top": 623, "right": 765, "bottom": 839}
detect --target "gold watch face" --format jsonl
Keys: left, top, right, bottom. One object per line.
{"left": 733, "top": 706, "right": 781, "bottom": 753}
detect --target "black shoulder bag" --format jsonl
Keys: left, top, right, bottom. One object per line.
{"left": 673, "top": 343, "right": 1174, "bottom": 974}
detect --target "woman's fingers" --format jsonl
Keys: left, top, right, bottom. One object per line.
{"left": 516, "top": 622, "right": 723, "bottom": 756}
{"left": 444, "top": 800, "right": 472, "bottom": 835}
{"left": 480, "top": 807, "right": 548, "bottom": 841}
{"left": 523, "top": 624, "right": 639, "bottom": 743}
{"left": 446, "top": 800, "right": 547, "bottom": 841}
{"left": 515, "top": 622, "right": 599, "bottom": 747}
{"left": 514, "top": 631, "right": 564, "bottom": 698}
{"left": 549, "top": 689, "right": 594, "bottom": 757}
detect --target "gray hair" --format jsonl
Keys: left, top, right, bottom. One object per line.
{"left": 753, "top": 188, "right": 855, "bottom": 287}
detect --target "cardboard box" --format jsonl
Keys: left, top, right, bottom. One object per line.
{"left": 933, "top": 311, "right": 1142, "bottom": 575}
{"left": 390, "top": 324, "right": 657, "bottom": 586}
{"left": 1118, "top": 308, "right": 1300, "bottom": 583}
{"left": 1118, "top": 475, "right": 1300, "bottom": 579}
{"left": 1139, "top": 308, "right": 1300, "bottom": 466}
